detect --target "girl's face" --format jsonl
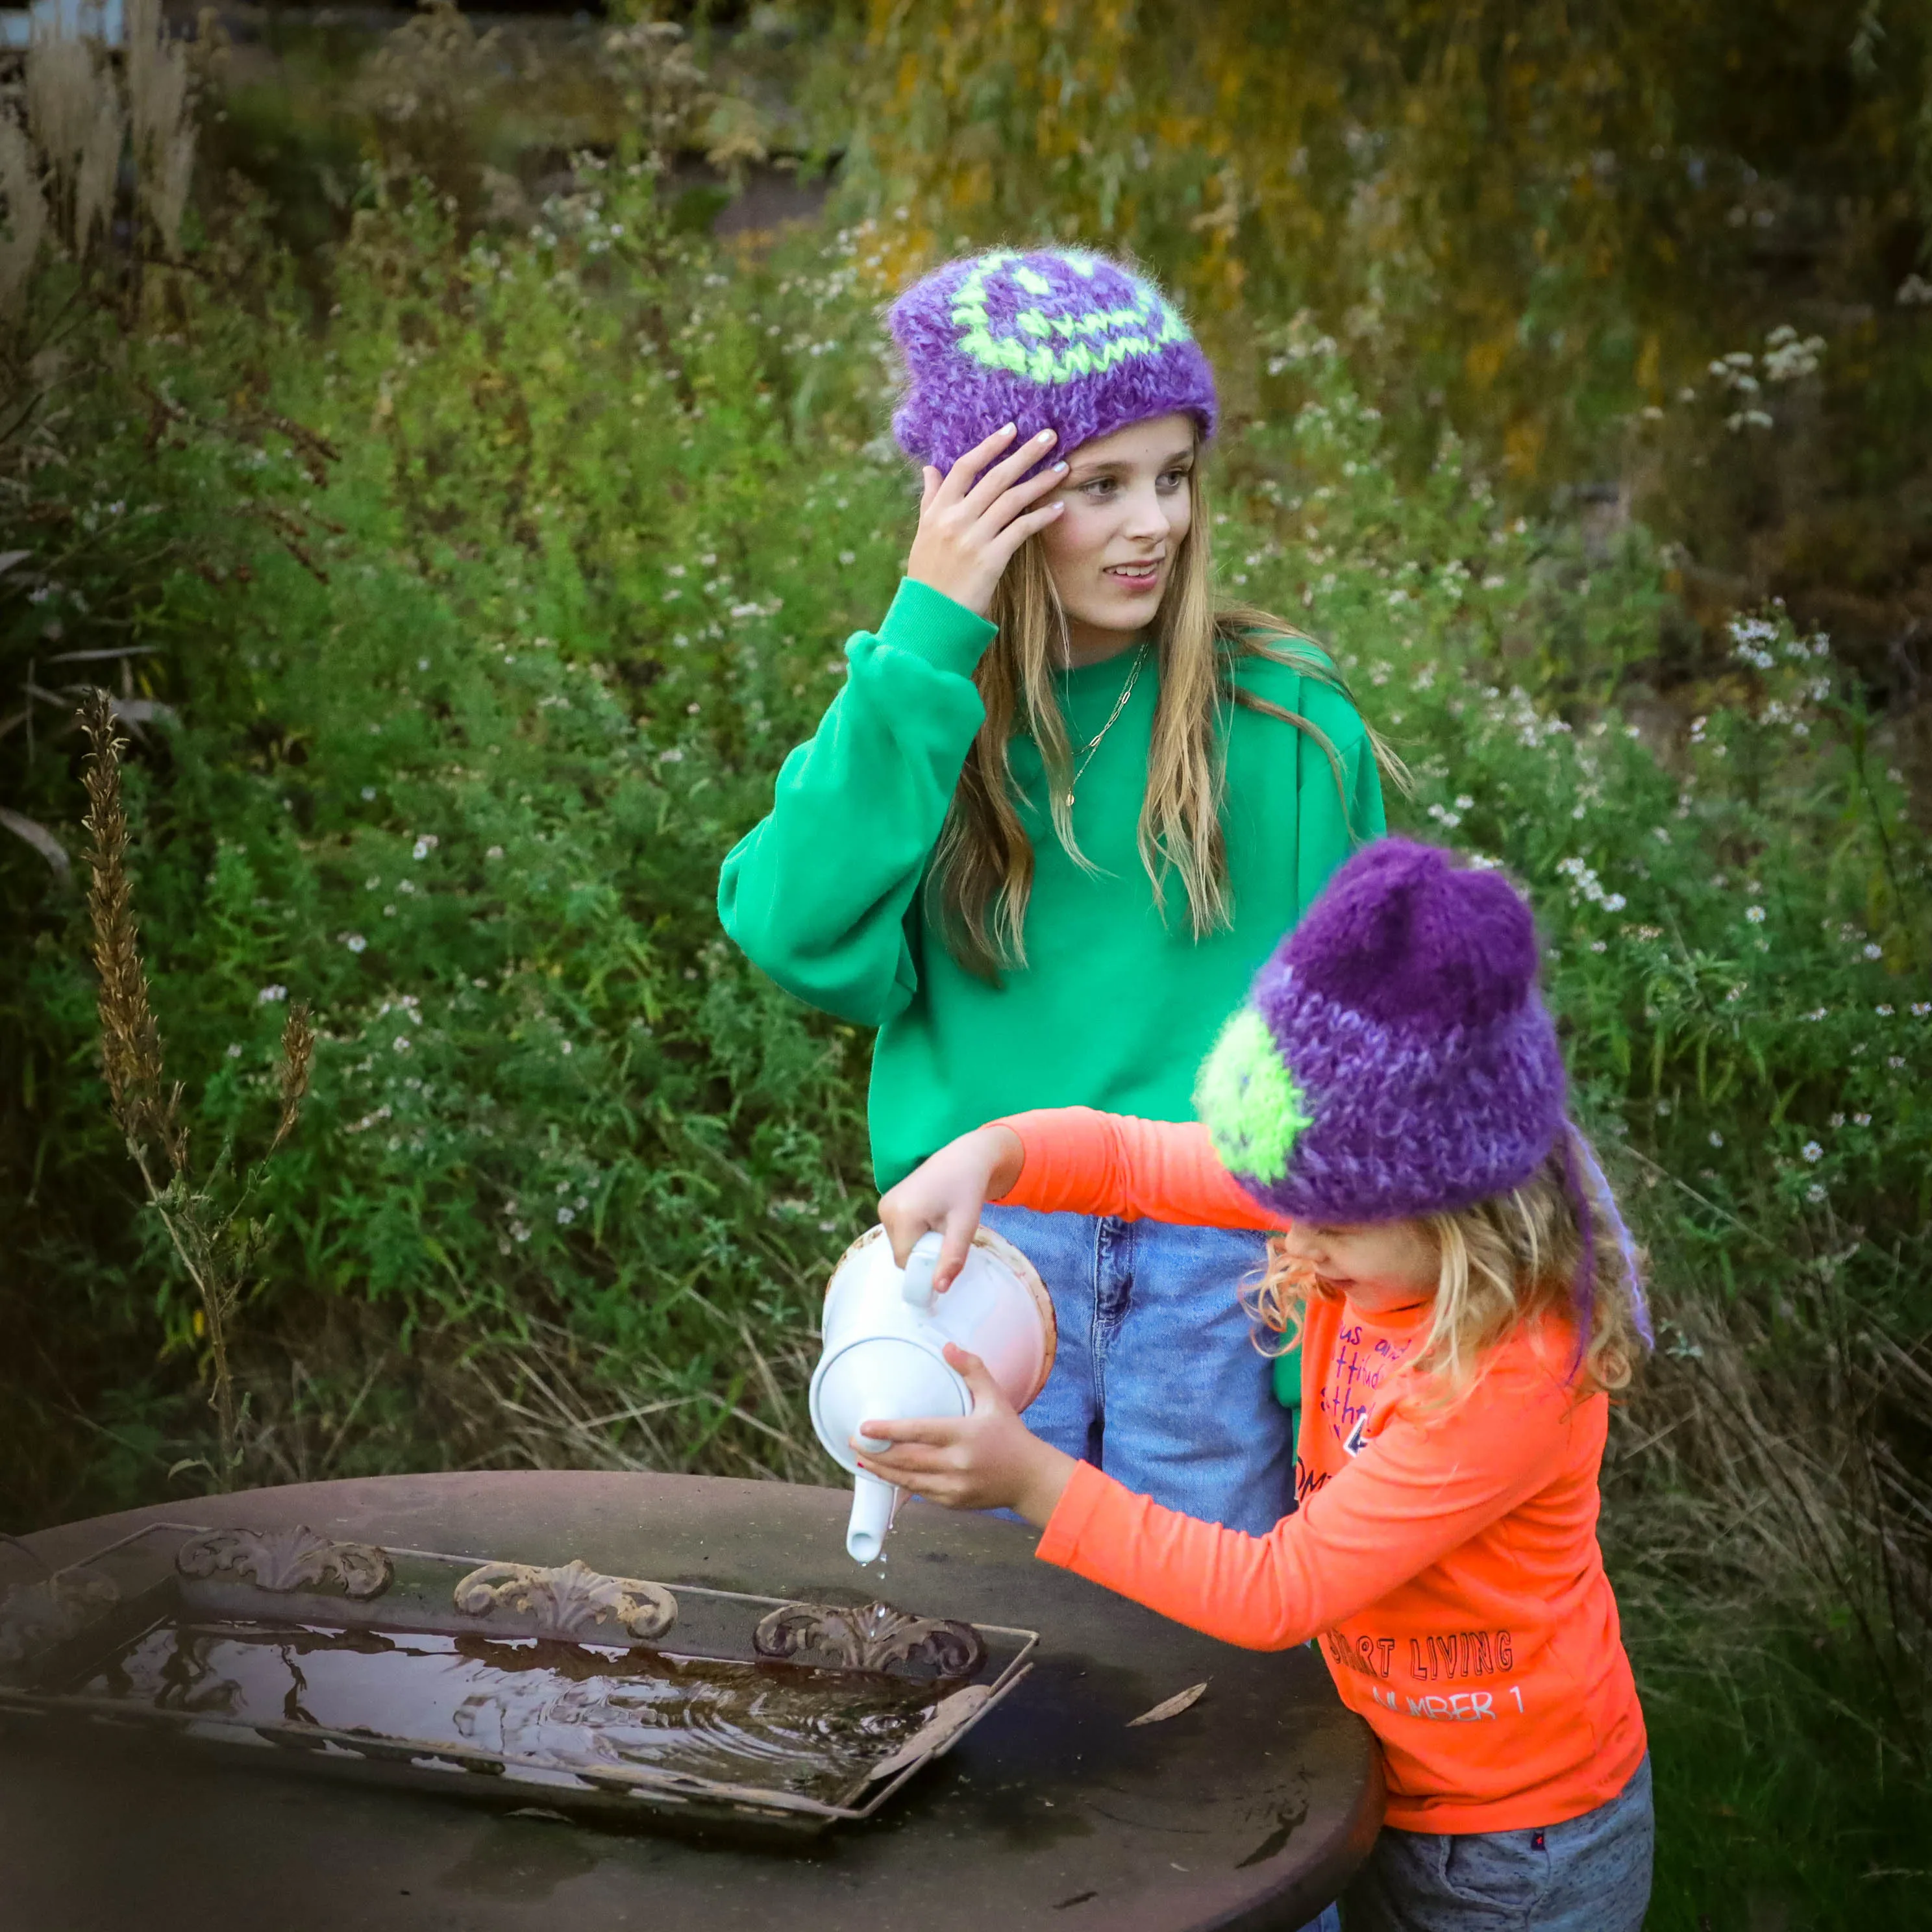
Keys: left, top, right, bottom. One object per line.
{"left": 1037, "top": 412, "right": 1196, "bottom": 663}
{"left": 1276, "top": 1217, "right": 1439, "bottom": 1316}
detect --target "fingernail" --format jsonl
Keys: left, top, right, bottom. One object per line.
{"left": 1052, "top": 460, "right": 1067, "bottom": 473}
{"left": 1000, "top": 422, "right": 1015, "bottom": 436}
{"left": 1036, "top": 429, "right": 1055, "bottom": 442}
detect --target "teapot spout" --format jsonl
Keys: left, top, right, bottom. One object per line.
{"left": 846, "top": 1468, "right": 900, "bottom": 1565}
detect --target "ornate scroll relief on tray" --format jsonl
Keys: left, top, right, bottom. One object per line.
{"left": 175, "top": 1526, "right": 393, "bottom": 1600}
{"left": 452, "top": 1558, "right": 678, "bottom": 1642}
{"left": 753, "top": 1600, "right": 986, "bottom": 1679}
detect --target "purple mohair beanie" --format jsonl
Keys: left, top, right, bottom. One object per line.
{"left": 887, "top": 248, "right": 1218, "bottom": 475}
{"left": 1196, "top": 838, "right": 1569, "bottom": 1224}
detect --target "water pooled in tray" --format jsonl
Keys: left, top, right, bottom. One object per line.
{"left": 75, "top": 1620, "right": 949, "bottom": 1803}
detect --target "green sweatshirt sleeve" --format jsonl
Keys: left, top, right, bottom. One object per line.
{"left": 718, "top": 578, "right": 997, "bottom": 1026}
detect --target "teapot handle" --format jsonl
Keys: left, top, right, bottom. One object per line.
{"left": 901, "top": 1231, "right": 945, "bottom": 1310}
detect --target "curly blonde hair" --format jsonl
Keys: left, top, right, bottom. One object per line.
{"left": 1245, "top": 1129, "right": 1647, "bottom": 1403}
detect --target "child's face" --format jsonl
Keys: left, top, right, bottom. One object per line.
{"left": 1037, "top": 412, "right": 1196, "bottom": 656}
{"left": 1276, "top": 1217, "right": 1439, "bottom": 1314}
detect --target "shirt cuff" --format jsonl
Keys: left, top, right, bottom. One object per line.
{"left": 876, "top": 576, "right": 998, "bottom": 679}
{"left": 1034, "top": 1458, "right": 1119, "bottom": 1570}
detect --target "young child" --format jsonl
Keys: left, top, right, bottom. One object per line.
{"left": 720, "top": 247, "right": 1396, "bottom": 1532}
{"left": 858, "top": 837, "right": 1655, "bottom": 1931}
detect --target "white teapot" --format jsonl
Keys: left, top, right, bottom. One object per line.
{"left": 810, "top": 1224, "right": 1056, "bottom": 1564}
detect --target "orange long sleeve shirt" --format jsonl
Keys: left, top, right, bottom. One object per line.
{"left": 997, "top": 1107, "right": 1647, "bottom": 1834}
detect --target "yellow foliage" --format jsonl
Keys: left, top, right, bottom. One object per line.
{"left": 1466, "top": 332, "right": 1512, "bottom": 390}
{"left": 844, "top": 0, "right": 1928, "bottom": 493}
{"left": 1635, "top": 331, "right": 1661, "bottom": 396}
{"left": 1504, "top": 415, "right": 1546, "bottom": 479}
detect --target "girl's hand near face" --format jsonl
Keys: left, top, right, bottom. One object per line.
{"left": 856, "top": 1344, "right": 1076, "bottom": 1526}
{"left": 878, "top": 1122, "right": 1024, "bottom": 1293}
{"left": 905, "top": 425, "right": 1069, "bottom": 617}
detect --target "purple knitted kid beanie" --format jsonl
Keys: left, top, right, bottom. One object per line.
{"left": 1195, "top": 839, "right": 1568, "bottom": 1224}
{"left": 887, "top": 248, "right": 1219, "bottom": 475}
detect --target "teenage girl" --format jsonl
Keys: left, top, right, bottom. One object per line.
{"left": 856, "top": 838, "right": 1655, "bottom": 1932}
{"left": 720, "top": 247, "right": 1394, "bottom": 1533}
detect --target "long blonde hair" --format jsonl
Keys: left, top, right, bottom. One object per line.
{"left": 926, "top": 461, "right": 1406, "bottom": 978}
{"left": 1245, "top": 1133, "right": 1648, "bottom": 1404}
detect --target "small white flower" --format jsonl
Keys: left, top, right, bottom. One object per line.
{"left": 1806, "top": 1183, "right": 1827, "bottom": 1204}
{"left": 1853, "top": 1113, "right": 1871, "bottom": 1127}
{"left": 1829, "top": 1113, "right": 1845, "bottom": 1128}
{"left": 559, "top": 1040, "right": 574, "bottom": 1056}
{"left": 225, "top": 1043, "right": 243, "bottom": 1058}
{"left": 1709, "top": 1131, "right": 1724, "bottom": 1148}
{"left": 365, "top": 876, "right": 382, "bottom": 890}
{"left": 556, "top": 1206, "right": 575, "bottom": 1225}
{"left": 1745, "top": 906, "right": 1766, "bottom": 924}
{"left": 412, "top": 837, "right": 435, "bottom": 860}
{"left": 486, "top": 845, "right": 504, "bottom": 860}
{"left": 393, "top": 1035, "right": 412, "bottom": 1054}
{"left": 417, "top": 657, "right": 430, "bottom": 671}
{"left": 1591, "top": 940, "right": 1607, "bottom": 953}
{"left": 361, "top": 786, "right": 377, "bottom": 801}
{"left": 1863, "top": 942, "right": 1883, "bottom": 960}
{"left": 1604, "top": 893, "right": 1627, "bottom": 912}
{"left": 345, "top": 934, "right": 367, "bottom": 954}
{"left": 1877, "top": 1004, "right": 1894, "bottom": 1017}
{"left": 1801, "top": 1141, "right": 1822, "bottom": 1163}
{"left": 257, "top": 984, "right": 288, "bottom": 1004}
{"left": 1890, "top": 1056, "right": 1907, "bottom": 1070}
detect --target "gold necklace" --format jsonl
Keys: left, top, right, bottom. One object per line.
{"left": 1060, "top": 643, "right": 1149, "bottom": 810}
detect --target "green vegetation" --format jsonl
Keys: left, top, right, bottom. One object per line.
{"left": 3, "top": 6, "right": 1930, "bottom": 1925}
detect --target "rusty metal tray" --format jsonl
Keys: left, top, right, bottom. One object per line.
{"left": 0, "top": 1521, "right": 1037, "bottom": 1839}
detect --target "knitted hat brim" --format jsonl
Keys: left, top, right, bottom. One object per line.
{"left": 1201, "top": 977, "right": 1568, "bottom": 1224}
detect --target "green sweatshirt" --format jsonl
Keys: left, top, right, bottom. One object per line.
{"left": 719, "top": 578, "right": 1385, "bottom": 1199}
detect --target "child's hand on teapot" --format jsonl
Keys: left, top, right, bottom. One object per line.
{"left": 878, "top": 1123, "right": 1026, "bottom": 1294}
{"left": 855, "top": 1343, "right": 1076, "bottom": 1527}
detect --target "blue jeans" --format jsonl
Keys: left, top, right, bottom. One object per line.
{"left": 1343, "top": 1754, "right": 1654, "bottom": 1932}
{"left": 982, "top": 1204, "right": 1291, "bottom": 1534}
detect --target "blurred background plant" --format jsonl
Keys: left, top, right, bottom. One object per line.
{"left": 1, "top": 2, "right": 1929, "bottom": 1924}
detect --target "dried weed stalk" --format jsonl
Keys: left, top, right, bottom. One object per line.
{"left": 79, "top": 691, "right": 315, "bottom": 1488}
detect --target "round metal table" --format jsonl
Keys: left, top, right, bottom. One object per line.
{"left": 0, "top": 1472, "right": 1381, "bottom": 1930}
